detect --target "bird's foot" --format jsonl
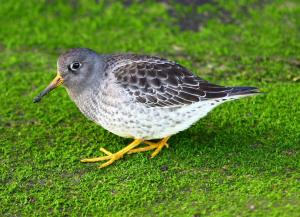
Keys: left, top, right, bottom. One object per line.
{"left": 128, "top": 136, "right": 171, "bottom": 158}
{"left": 80, "top": 139, "right": 143, "bottom": 168}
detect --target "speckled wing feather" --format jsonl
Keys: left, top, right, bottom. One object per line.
{"left": 106, "top": 54, "right": 233, "bottom": 107}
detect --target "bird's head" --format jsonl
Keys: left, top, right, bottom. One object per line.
{"left": 33, "top": 48, "right": 100, "bottom": 103}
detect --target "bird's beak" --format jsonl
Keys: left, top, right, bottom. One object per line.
{"left": 33, "top": 74, "right": 64, "bottom": 103}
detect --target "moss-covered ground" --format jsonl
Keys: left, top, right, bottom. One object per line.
{"left": 1, "top": 0, "right": 299, "bottom": 216}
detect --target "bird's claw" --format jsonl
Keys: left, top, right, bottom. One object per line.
{"left": 80, "top": 147, "right": 124, "bottom": 168}
{"left": 128, "top": 136, "right": 170, "bottom": 158}
{"left": 80, "top": 139, "right": 143, "bottom": 169}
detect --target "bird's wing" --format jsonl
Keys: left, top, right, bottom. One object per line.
{"left": 106, "top": 54, "right": 234, "bottom": 107}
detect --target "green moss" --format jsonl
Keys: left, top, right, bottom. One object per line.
{"left": 1, "top": 0, "right": 299, "bottom": 216}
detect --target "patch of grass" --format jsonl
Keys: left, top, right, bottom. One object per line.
{"left": 1, "top": 0, "right": 299, "bottom": 216}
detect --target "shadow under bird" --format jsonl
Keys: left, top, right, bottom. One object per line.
{"left": 34, "top": 48, "right": 260, "bottom": 168}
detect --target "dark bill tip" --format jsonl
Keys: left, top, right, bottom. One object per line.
{"left": 33, "top": 96, "right": 42, "bottom": 103}
{"left": 33, "top": 85, "right": 54, "bottom": 103}
{"left": 33, "top": 74, "right": 64, "bottom": 104}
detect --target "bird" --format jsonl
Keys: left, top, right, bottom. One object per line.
{"left": 34, "top": 48, "right": 260, "bottom": 169}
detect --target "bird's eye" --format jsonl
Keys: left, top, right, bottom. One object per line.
{"left": 68, "top": 62, "right": 81, "bottom": 72}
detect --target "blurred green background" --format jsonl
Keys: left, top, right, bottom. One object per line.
{"left": 1, "top": 0, "right": 299, "bottom": 216}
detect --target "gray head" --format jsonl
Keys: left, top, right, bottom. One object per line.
{"left": 57, "top": 48, "right": 101, "bottom": 88}
{"left": 34, "top": 48, "right": 102, "bottom": 103}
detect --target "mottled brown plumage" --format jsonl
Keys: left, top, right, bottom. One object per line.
{"left": 103, "top": 54, "right": 257, "bottom": 107}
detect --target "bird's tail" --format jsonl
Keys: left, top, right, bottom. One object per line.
{"left": 228, "top": 86, "right": 260, "bottom": 96}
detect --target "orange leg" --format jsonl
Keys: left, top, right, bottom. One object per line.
{"left": 128, "top": 136, "right": 171, "bottom": 158}
{"left": 81, "top": 139, "right": 143, "bottom": 168}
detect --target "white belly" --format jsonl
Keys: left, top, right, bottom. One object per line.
{"left": 72, "top": 88, "right": 242, "bottom": 140}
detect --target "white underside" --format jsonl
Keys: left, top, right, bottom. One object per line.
{"left": 72, "top": 86, "right": 247, "bottom": 140}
